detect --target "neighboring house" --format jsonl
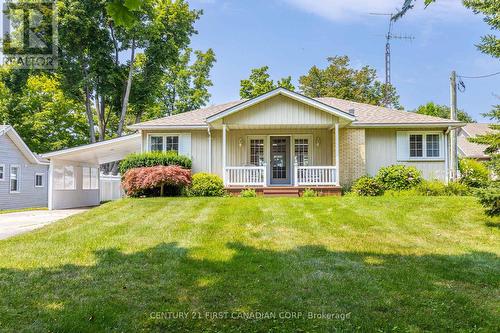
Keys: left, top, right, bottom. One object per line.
{"left": 0, "top": 125, "right": 49, "bottom": 210}
{"left": 41, "top": 88, "right": 464, "bottom": 209}
{"left": 458, "top": 123, "right": 494, "bottom": 161}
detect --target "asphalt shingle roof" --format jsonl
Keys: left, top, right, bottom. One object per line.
{"left": 131, "top": 96, "right": 463, "bottom": 128}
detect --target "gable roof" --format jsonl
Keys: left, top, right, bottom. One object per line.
{"left": 205, "top": 88, "right": 356, "bottom": 123}
{"left": 130, "top": 91, "right": 465, "bottom": 130}
{"left": 458, "top": 123, "right": 495, "bottom": 159}
{"left": 0, "top": 125, "right": 48, "bottom": 165}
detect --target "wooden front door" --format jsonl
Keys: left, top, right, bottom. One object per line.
{"left": 270, "top": 136, "right": 291, "bottom": 185}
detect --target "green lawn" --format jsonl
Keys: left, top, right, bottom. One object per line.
{"left": 0, "top": 197, "right": 499, "bottom": 332}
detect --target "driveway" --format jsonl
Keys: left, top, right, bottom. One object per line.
{"left": 0, "top": 209, "right": 88, "bottom": 240}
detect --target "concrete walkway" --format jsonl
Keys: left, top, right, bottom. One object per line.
{"left": 0, "top": 209, "right": 88, "bottom": 240}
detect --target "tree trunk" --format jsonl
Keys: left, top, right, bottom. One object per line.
{"left": 84, "top": 86, "right": 96, "bottom": 143}
{"left": 95, "top": 93, "right": 105, "bottom": 141}
{"left": 160, "top": 184, "right": 164, "bottom": 197}
{"left": 117, "top": 38, "right": 136, "bottom": 137}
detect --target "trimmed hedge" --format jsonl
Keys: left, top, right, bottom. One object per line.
{"left": 122, "top": 166, "right": 191, "bottom": 197}
{"left": 376, "top": 165, "right": 422, "bottom": 191}
{"left": 119, "top": 152, "right": 192, "bottom": 175}
{"left": 240, "top": 189, "right": 257, "bottom": 198}
{"left": 188, "top": 173, "right": 226, "bottom": 197}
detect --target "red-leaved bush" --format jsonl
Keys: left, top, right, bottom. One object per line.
{"left": 122, "top": 165, "right": 191, "bottom": 197}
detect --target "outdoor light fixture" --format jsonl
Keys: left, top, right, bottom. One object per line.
{"left": 316, "top": 137, "right": 321, "bottom": 147}
{"left": 239, "top": 137, "right": 244, "bottom": 148}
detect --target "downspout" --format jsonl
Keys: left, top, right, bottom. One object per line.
{"left": 207, "top": 125, "right": 212, "bottom": 174}
{"left": 445, "top": 126, "right": 452, "bottom": 184}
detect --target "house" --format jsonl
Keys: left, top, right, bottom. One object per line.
{"left": 458, "top": 123, "right": 494, "bottom": 161}
{"left": 0, "top": 125, "right": 49, "bottom": 210}
{"left": 41, "top": 88, "right": 464, "bottom": 209}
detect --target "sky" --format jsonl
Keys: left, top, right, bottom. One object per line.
{"left": 188, "top": 0, "right": 499, "bottom": 122}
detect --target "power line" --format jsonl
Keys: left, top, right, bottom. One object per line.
{"left": 458, "top": 71, "right": 500, "bottom": 79}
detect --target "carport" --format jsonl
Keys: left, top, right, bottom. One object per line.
{"left": 41, "top": 134, "right": 141, "bottom": 210}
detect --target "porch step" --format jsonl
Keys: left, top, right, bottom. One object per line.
{"left": 262, "top": 188, "right": 300, "bottom": 197}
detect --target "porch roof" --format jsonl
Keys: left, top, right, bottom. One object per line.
{"left": 41, "top": 134, "right": 141, "bottom": 164}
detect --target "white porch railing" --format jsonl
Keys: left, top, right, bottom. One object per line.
{"left": 294, "top": 165, "right": 338, "bottom": 186}
{"left": 225, "top": 165, "right": 267, "bottom": 186}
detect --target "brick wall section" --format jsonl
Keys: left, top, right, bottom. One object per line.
{"left": 339, "top": 128, "right": 366, "bottom": 186}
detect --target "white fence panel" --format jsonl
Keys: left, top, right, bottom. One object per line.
{"left": 100, "top": 174, "right": 123, "bottom": 201}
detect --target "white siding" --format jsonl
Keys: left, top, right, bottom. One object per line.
{"left": 0, "top": 134, "right": 48, "bottom": 210}
{"left": 366, "top": 128, "right": 447, "bottom": 181}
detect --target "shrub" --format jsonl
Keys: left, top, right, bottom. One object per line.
{"left": 122, "top": 165, "right": 191, "bottom": 197}
{"left": 475, "top": 183, "right": 500, "bottom": 217}
{"left": 445, "top": 181, "right": 470, "bottom": 196}
{"left": 459, "top": 158, "right": 489, "bottom": 188}
{"left": 416, "top": 180, "right": 447, "bottom": 196}
{"left": 302, "top": 188, "right": 318, "bottom": 197}
{"left": 240, "top": 189, "right": 257, "bottom": 197}
{"left": 119, "top": 152, "right": 192, "bottom": 175}
{"left": 351, "top": 176, "right": 384, "bottom": 196}
{"left": 187, "top": 173, "right": 226, "bottom": 197}
{"left": 376, "top": 165, "right": 423, "bottom": 191}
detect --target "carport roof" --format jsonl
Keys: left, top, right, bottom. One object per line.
{"left": 41, "top": 134, "right": 141, "bottom": 164}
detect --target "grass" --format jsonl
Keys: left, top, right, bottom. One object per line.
{"left": 0, "top": 207, "right": 47, "bottom": 215}
{"left": 0, "top": 196, "right": 498, "bottom": 332}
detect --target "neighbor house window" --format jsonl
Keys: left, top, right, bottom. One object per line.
{"left": 10, "top": 165, "right": 19, "bottom": 192}
{"left": 0, "top": 164, "right": 4, "bottom": 181}
{"left": 294, "top": 138, "right": 310, "bottom": 166}
{"left": 83, "top": 167, "right": 99, "bottom": 190}
{"left": 150, "top": 136, "right": 163, "bottom": 152}
{"left": 35, "top": 173, "right": 44, "bottom": 187}
{"left": 249, "top": 138, "right": 265, "bottom": 166}
{"left": 165, "top": 136, "right": 179, "bottom": 152}
{"left": 54, "top": 165, "right": 75, "bottom": 190}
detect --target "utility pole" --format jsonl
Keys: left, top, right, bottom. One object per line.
{"left": 449, "top": 71, "right": 458, "bottom": 181}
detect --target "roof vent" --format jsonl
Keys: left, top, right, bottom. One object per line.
{"left": 348, "top": 108, "right": 355, "bottom": 115}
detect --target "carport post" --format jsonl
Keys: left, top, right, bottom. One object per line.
{"left": 47, "top": 160, "right": 54, "bottom": 210}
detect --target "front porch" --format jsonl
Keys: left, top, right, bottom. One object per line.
{"left": 220, "top": 123, "right": 341, "bottom": 191}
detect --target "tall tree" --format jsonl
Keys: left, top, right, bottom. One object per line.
{"left": 0, "top": 73, "right": 89, "bottom": 153}
{"left": 469, "top": 105, "right": 500, "bottom": 155}
{"left": 413, "top": 102, "right": 475, "bottom": 122}
{"left": 405, "top": 1, "right": 499, "bottom": 58}
{"left": 240, "top": 66, "right": 295, "bottom": 99}
{"left": 299, "top": 56, "right": 402, "bottom": 109}
{"left": 161, "top": 48, "right": 216, "bottom": 116}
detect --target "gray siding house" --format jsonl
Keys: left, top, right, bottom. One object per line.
{"left": 0, "top": 125, "right": 49, "bottom": 210}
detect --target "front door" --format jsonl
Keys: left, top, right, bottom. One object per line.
{"left": 270, "top": 136, "right": 291, "bottom": 185}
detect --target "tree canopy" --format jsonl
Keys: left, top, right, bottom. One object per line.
{"left": 240, "top": 66, "right": 295, "bottom": 99}
{"left": 413, "top": 102, "right": 475, "bottom": 123}
{"left": 299, "top": 56, "right": 402, "bottom": 109}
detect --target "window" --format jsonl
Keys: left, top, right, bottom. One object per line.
{"left": 166, "top": 136, "right": 179, "bottom": 152}
{"left": 10, "top": 165, "right": 19, "bottom": 192}
{"left": 426, "top": 134, "right": 440, "bottom": 157}
{"left": 83, "top": 167, "right": 99, "bottom": 190}
{"left": 54, "top": 165, "right": 75, "bottom": 190}
{"left": 0, "top": 164, "right": 4, "bottom": 181}
{"left": 249, "top": 138, "right": 265, "bottom": 166}
{"left": 294, "top": 138, "right": 310, "bottom": 166}
{"left": 149, "top": 135, "right": 179, "bottom": 152}
{"left": 409, "top": 134, "right": 423, "bottom": 158}
{"left": 150, "top": 136, "right": 163, "bottom": 152}
{"left": 35, "top": 173, "right": 43, "bottom": 187}
{"left": 398, "top": 132, "right": 442, "bottom": 161}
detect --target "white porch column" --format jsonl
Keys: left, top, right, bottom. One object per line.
{"left": 335, "top": 123, "right": 340, "bottom": 186}
{"left": 48, "top": 160, "right": 54, "bottom": 210}
{"left": 222, "top": 124, "right": 227, "bottom": 186}
{"left": 207, "top": 127, "right": 212, "bottom": 174}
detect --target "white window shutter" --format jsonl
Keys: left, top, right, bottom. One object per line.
{"left": 179, "top": 133, "right": 192, "bottom": 158}
{"left": 396, "top": 131, "right": 409, "bottom": 161}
